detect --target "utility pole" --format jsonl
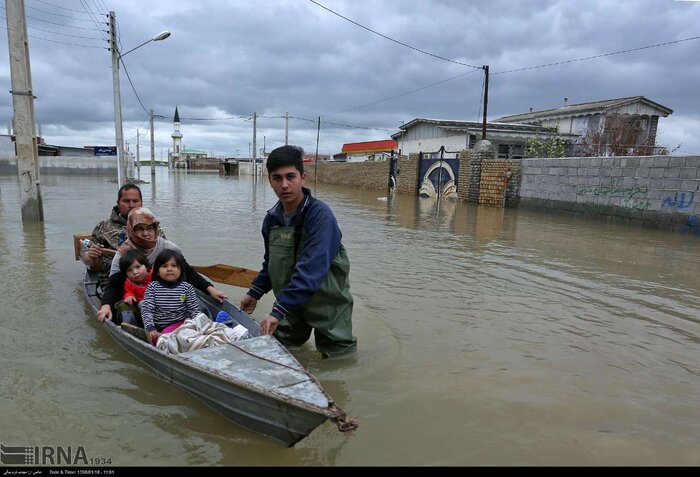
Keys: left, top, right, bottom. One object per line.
{"left": 5, "top": 0, "right": 44, "bottom": 222}
{"left": 481, "top": 64, "right": 489, "bottom": 140}
{"left": 314, "top": 116, "right": 320, "bottom": 189}
{"left": 285, "top": 111, "right": 289, "bottom": 145}
{"left": 252, "top": 112, "right": 257, "bottom": 178}
{"left": 149, "top": 109, "right": 155, "bottom": 177}
{"left": 125, "top": 140, "right": 131, "bottom": 178}
{"left": 109, "top": 11, "right": 126, "bottom": 185}
{"left": 136, "top": 128, "right": 140, "bottom": 179}
{"left": 5, "top": 0, "right": 43, "bottom": 222}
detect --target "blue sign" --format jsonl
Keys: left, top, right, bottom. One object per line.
{"left": 94, "top": 146, "right": 117, "bottom": 156}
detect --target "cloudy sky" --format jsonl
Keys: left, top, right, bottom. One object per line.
{"left": 1, "top": 0, "right": 699, "bottom": 158}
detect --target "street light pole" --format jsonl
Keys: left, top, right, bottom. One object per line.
{"left": 109, "top": 10, "right": 170, "bottom": 186}
{"left": 150, "top": 109, "right": 155, "bottom": 176}
{"left": 109, "top": 11, "right": 125, "bottom": 185}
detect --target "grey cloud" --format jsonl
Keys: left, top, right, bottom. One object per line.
{"left": 0, "top": 0, "right": 697, "bottom": 156}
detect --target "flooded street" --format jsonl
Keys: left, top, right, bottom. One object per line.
{"left": 0, "top": 169, "right": 698, "bottom": 465}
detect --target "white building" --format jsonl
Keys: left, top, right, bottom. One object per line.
{"left": 392, "top": 119, "right": 573, "bottom": 159}
{"left": 496, "top": 96, "right": 672, "bottom": 154}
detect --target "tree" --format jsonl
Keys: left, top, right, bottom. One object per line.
{"left": 575, "top": 115, "right": 666, "bottom": 156}
{"left": 525, "top": 127, "right": 568, "bottom": 158}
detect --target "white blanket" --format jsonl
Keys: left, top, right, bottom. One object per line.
{"left": 156, "top": 312, "right": 249, "bottom": 354}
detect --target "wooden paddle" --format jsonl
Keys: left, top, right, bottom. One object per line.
{"left": 190, "top": 264, "right": 258, "bottom": 289}
{"left": 74, "top": 234, "right": 258, "bottom": 288}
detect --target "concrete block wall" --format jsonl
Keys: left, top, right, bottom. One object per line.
{"left": 520, "top": 155, "right": 700, "bottom": 233}
{"left": 0, "top": 155, "right": 117, "bottom": 174}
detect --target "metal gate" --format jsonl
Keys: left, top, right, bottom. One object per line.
{"left": 417, "top": 146, "right": 460, "bottom": 199}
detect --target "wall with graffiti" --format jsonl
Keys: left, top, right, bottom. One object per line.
{"left": 519, "top": 156, "right": 700, "bottom": 235}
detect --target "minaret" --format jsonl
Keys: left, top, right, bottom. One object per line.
{"left": 171, "top": 106, "right": 183, "bottom": 167}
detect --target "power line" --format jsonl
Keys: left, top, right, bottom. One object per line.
{"left": 96, "top": 0, "right": 109, "bottom": 16}
{"left": 0, "top": 23, "right": 106, "bottom": 48}
{"left": 120, "top": 57, "right": 150, "bottom": 116}
{"left": 25, "top": 3, "right": 101, "bottom": 23}
{"left": 327, "top": 68, "right": 481, "bottom": 115}
{"left": 326, "top": 34, "right": 700, "bottom": 116}
{"left": 0, "top": 6, "right": 107, "bottom": 31}
{"left": 78, "top": 0, "right": 108, "bottom": 43}
{"left": 178, "top": 115, "right": 252, "bottom": 121}
{"left": 493, "top": 35, "right": 700, "bottom": 75}
{"left": 309, "top": 0, "right": 481, "bottom": 70}
{"left": 290, "top": 115, "right": 392, "bottom": 132}
{"left": 33, "top": 0, "right": 96, "bottom": 14}
{"left": 4, "top": 17, "right": 105, "bottom": 40}
{"left": 26, "top": 12, "right": 104, "bottom": 31}
{"left": 87, "top": 0, "right": 107, "bottom": 18}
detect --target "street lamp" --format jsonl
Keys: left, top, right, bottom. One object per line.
{"left": 110, "top": 10, "right": 170, "bottom": 186}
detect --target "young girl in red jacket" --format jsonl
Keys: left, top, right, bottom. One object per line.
{"left": 119, "top": 249, "right": 153, "bottom": 307}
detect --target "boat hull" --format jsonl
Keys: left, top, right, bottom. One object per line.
{"left": 83, "top": 269, "right": 338, "bottom": 446}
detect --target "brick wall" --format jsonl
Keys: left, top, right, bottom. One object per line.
{"left": 479, "top": 160, "right": 521, "bottom": 207}
{"left": 457, "top": 150, "right": 472, "bottom": 202}
{"left": 395, "top": 153, "right": 420, "bottom": 195}
{"left": 306, "top": 160, "right": 391, "bottom": 191}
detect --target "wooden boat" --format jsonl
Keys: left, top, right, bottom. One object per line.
{"left": 78, "top": 242, "right": 356, "bottom": 446}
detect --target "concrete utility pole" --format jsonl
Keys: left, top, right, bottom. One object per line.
{"left": 149, "top": 109, "right": 155, "bottom": 177}
{"left": 252, "top": 112, "right": 257, "bottom": 178}
{"left": 125, "top": 140, "right": 132, "bottom": 178}
{"left": 5, "top": 0, "right": 43, "bottom": 222}
{"left": 314, "top": 116, "right": 320, "bottom": 189}
{"left": 109, "top": 11, "right": 126, "bottom": 185}
{"left": 285, "top": 111, "right": 289, "bottom": 145}
{"left": 136, "top": 129, "right": 140, "bottom": 174}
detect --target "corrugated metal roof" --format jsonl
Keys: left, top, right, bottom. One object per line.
{"left": 391, "top": 118, "right": 576, "bottom": 139}
{"left": 342, "top": 139, "right": 398, "bottom": 153}
{"left": 495, "top": 96, "right": 673, "bottom": 123}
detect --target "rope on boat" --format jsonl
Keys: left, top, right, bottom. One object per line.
{"left": 332, "top": 414, "right": 359, "bottom": 433}
{"left": 227, "top": 338, "right": 359, "bottom": 434}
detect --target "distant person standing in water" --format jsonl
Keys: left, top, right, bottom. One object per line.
{"left": 240, "top": 145, "right": 357, "bottom": 358}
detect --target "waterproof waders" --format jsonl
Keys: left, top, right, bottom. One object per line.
{"left": 268, "top": 226, "right": 357, "bottom": 358}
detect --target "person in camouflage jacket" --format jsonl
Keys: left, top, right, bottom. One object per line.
{"left": 81, "top": 184, "right": 164, "bottom": 275}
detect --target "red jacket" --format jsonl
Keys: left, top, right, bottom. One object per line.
{"left": 123, "top": 268, "right": 153, "bottom": 304}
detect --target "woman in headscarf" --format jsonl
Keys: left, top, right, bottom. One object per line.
{"left": 96, "top": 207, "right": 227, "bottom": 322}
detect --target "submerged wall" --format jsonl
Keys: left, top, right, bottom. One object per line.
{"left": 519, "top": 156, "right": 700, "bottom": 234}
{"left": 0, "top": 155, "right": 117, "bottom": 175}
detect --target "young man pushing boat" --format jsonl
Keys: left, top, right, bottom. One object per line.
{"left": 240, "top": 145, "right": 357, "bottom": 358}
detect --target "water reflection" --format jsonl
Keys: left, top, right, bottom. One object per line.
{"left": 377, "top": 191, "right": 511, "bottom": 244}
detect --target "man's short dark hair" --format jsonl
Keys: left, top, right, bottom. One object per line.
{"left": 266, "top": 145, "right": 304, "bottom": 175}
{"left": 118, "top": 183, "right": 143, "bottom": 202}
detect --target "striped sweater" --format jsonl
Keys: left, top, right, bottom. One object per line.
{"left": 141, "top": 280, "right": 200, "bottom": 332}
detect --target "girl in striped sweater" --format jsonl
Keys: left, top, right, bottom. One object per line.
{"left": 141, "top": 249, "right": 201, "bottom": 345}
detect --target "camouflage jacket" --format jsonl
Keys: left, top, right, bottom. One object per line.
{"left": 85, "top": 206, "right": 165, "bottom": 275}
